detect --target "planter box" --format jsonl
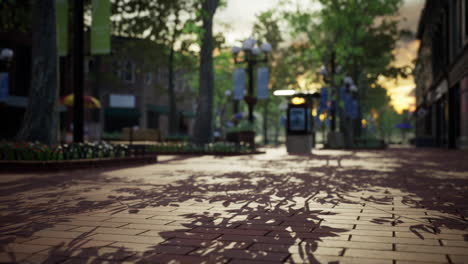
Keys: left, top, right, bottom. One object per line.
{"left": 0, "top": 155, "right": 157, "bottom": 173}
{"left": 226, "top": 131, "right": 255, "bottom": 148}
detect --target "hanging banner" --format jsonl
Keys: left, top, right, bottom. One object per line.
{"left": 257, "top": 67, "right": 269, "bottom": 99}
{"left": 233, "top": 68, "right": 245, "bottom": 100}
{"left": 318, "top": 87, "right": 328, "bottom": 113}
{"left": 91, "top": 0, "right": 111, "bottom": 55}
{"left": 0, "top": 73, "right": 9, "bottom": 101}
{"left": 56, "top": 0, "right": 68, "bottom": 56}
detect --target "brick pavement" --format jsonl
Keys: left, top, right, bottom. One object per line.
{"left": 1, "top": 147, "right": 467, "bottom": 263}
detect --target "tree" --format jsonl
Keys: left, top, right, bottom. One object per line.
{"left": 17, "top": 0, "right": 59, "bottom": 145}
{"left": 213, "top": 49, "right": 234, "bottom": 133}
{"left": 0, "top": 0, "right": 31, "bottom": 33}
{"left": 283, "top": 0, "right": 408, "bottom": 144}
{"left": 192, "top": 0, "right": 219, "bottom": 145}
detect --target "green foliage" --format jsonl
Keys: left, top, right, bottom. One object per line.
{"left": 102, "top": 132, "right": 123, "bottom": 140}
{"left": 226, "top": 120, "right": 255, "bottom": 133}
{"left": 377, "top": 107, "right": 404, "bottom": 142}
{"left": 253, "top": 10, "right": 283, "bottom": 51}
{"left": 282, "top": 0, "right": 407, "bottom": 117}
{"left": 366, "top": 84, "right": 391, "bottom": 112}
{"left": 0, "top": 0, "right": 31, "bottom": 33}
{"left": 165, "top": 134, "right": 191, "bottom": 142}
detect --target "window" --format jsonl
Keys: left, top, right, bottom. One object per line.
{"left": 145, "top": 72, "right": 153, "bottom": 85}
{"left": 113, "top": 61, "right": 122, "bottom": 79}
{"left": 157, "top": 68, "right": 168, "bottom": 85}
{"left": 122, "top": 61, "right": 135, "bottom": 83}
{"left": 176, "top": 79, "right": 184, "bottom": 92}
{"left": 84, "top": 58, "right": 94, "bottom": 75}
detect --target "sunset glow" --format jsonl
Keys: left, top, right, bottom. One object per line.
{"left": 380, "top": 40, "right": 420, "bottom": 113}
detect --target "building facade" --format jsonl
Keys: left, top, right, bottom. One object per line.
{"left": 414, "top": 0, "right": 468, "bottom": 149}
{"left": 0, "top": 34, "right": 196, "bottom": 142}
{"left": 81, "top": 36, "right": 196, "bottom": 141}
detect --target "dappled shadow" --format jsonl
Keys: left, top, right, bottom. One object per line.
{"left": 1, "top": 147, "right": 467, "bottom": 263}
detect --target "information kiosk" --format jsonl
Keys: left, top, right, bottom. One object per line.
{"left": 286, "top": 95, "right": 315, "bottom": 153}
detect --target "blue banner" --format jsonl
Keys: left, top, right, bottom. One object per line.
{"left": 233, "top": 68, "right": 245, "bottom": 100}
{"left": 338, "top": 86, "right": 359, "bottom": 119}
{"left": 257, "top": 67, "right": 269, "bottom": 99}
{"left": 318, "top": 87, "right": 328, "bottom": 114}
{"left": 0, "top": 73, "right": 9, "bottom": 101}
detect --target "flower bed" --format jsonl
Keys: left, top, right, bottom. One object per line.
{"left": 0, "top": 142, "right": 129, "bottom": 161}
{"left": 0, "top": 142, "right": 157, "bottom": 172}
{"left": 145, "top": 142, "right": 263, "bottom": 155}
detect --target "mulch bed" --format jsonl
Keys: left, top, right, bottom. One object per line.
{"left": 0, "top": 155, "right": 157, "bottom": 173}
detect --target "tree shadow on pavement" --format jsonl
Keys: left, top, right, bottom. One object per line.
{"left": 0, "top": 147, "right": 467, "bottom": 263}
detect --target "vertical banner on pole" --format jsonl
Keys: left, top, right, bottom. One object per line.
{"left": 233, "top": 68, "right": 245, "bottom": 100}
{"left": 91, "top": 0, "right": 111, "bottom": 55}
{"left": 257, "top": 67, "right": 269, "bottom": 99}
{"left": 56, "top": 0, "right": 68, "bottom": 56}
{"left": 0, "top": 73, "right": 9, "bottom": 101}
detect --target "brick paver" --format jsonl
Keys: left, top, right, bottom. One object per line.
{"left": 1, "top": 147, "right": 467, "bottom": 263}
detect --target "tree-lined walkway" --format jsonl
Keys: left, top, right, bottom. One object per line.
{"left": 1, "top": 147, "right": 467, "bottom": 263}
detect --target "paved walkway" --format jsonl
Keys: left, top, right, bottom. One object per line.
{"left": 1, "top": 147, "right": 467, "bottom": 264}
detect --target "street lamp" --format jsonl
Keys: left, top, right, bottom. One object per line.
{"left": 231, "top": 37, "right": 272, "bottom": 125}
{"left": 0, "top": 48, "right": 14, "bottom": 71}
{"left": 0, "top": 48, "right": 14, "bottom": 62}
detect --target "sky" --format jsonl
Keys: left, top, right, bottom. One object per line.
{"left": 214, "top": 0, "right": 426, "bottom": 113}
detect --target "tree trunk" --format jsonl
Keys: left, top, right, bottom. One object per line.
{"left": 168, "top": 41, "right": 178, "bottom": 135}
{"left": 17, "top": 0, "right": 58, "bottom": 145}
{"left": 193, "top": 0, "right": 218, "bottom": 145}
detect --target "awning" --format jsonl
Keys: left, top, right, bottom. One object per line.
{"left": 147, "top": 104, "right": 169, "bottom": 115}
{"left": 1, "top": 95, "right": 67, "bottom": 111}
{"left": 180, "top": 110, "right": 196, "bottom": 118}
{"left": 105, "top": 107, "right": 141, "bottom": 118}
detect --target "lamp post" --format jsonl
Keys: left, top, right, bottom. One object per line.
{"left": 0, "top": 48, "right": 14, "bottom": 71}
{"left": 231, "top": 37, "right": 272, "bottom": 125}
{"left": 73, "top": 0, "right": 84, "bottom": 143}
